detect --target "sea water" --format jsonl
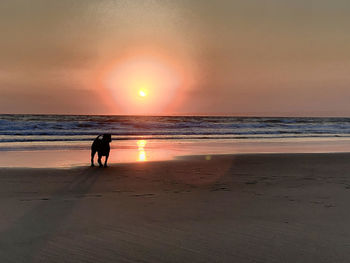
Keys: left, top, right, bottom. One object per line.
{"left": 1, "top": 114, "right": 350, "bottom": 167}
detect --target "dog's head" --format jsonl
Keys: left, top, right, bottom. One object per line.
{"left": 102, "top": 134, "right": 112, "bottom": 143}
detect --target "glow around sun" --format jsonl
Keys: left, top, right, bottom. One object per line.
{"left": 105, "top": 53, "right": 186, "bottom": 115}
{"left": 138, "top": 89, "right": 147, "bottom": 97}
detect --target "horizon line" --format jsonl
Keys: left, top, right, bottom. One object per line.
{"left": 1, "top": 113, "right": 350, "bottom": 119}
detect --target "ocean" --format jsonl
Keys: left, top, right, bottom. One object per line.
{"left": 1, "top": 114, "right": 350, "bottom": 167}
{"left": 1, "top": 115, "right": 350, "bottom": 143}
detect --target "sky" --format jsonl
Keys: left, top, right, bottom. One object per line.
{"left": 0, "top": 0, "right": 350, "bottom": 116}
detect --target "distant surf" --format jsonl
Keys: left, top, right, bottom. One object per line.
{"left": 1, "top": 114, "right": 350, "bottom": 150}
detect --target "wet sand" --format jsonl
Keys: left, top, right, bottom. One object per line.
{"left": 1, "top": 153, "right": 350, "bottom": 262}
{"left": 2, "top": 137, "right": 350, "bottom": 168}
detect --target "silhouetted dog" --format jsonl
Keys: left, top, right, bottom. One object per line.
{"left": 91, "top": 134, "right": 112, "bottom": 167}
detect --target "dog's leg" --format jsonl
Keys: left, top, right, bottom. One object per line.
{"left": 104, "top": 154, "right": 109, "bottom": 167}
{"left": 98, "top": 153, "right": 103, "bottom": 167}
{"left": 91, "top": 149, "right": 96, "bottom": 167}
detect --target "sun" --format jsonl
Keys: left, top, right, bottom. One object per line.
{"left": 138, "top": 89, "right": 147, "bottom": 97}
{"left": 104, "top": 51, "right": 192, "bottom": 115}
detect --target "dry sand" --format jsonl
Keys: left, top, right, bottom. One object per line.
{"left": 0, "top": 153, "right": 350, "bottom": 262}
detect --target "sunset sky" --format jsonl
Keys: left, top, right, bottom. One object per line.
{"left": 1, "top": 0, "right": 350, "bottom": 116}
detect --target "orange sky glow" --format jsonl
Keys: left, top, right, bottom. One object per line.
{"left": 1, "top": 0, "right": 350, "bottom": 116}
{"left": 100, "top": 50, "right": 195, "bottom": 115}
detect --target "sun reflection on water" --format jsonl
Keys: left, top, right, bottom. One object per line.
{"left": 137, "top": 140, "right": 147, "bottom": 162}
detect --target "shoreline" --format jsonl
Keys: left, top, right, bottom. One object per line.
{"left": 0, "top": 151, "right": 349, "bottom": 169}
{"left": 2, "top": 137, "right": 350, "bottom": 168}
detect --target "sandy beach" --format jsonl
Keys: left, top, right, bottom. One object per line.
{"left": 1, "top": 153, "right": 350, "bottom": 262}
{"left": 2, "top": 0, "right": 350, "bottom": 260}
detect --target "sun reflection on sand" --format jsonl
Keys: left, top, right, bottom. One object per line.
{"left": 137, "top": 140, "right": 147, "bottom": 162}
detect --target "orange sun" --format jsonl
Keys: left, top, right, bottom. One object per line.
{"left": 103, "top": 50, "right": 193, "bottom": 115}
{"left": 138, "top": 89, "right": 147, "bottom": 97}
